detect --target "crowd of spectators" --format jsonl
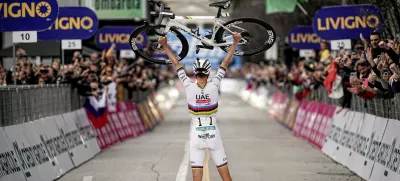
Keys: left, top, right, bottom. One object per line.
{"left": 243, "top": 31, "right": 400, "bottom": 113}
{"left": 0, "top": 44, "right": 177, "bottom": 99}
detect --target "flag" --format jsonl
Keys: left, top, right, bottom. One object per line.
{"left": 265, "top": 0, "right": 300, "bottom": 14}
{"left": 324, "top": 61, "right": 338, "bottom": 95}
{"left": 106, "top": 82, "right": 118, "bottom": 113}
{"left": 84, "top": 93, "right": 109, "bottom": 129}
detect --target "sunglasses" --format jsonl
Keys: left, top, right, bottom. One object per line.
{"left": 195, "top": 70, "right": 208, "bottom": 74}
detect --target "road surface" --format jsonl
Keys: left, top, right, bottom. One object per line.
{"left": 58, "top": 91, "right": 362, "bottom": 181}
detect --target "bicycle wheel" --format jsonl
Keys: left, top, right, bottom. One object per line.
{"left": 130, "top": 25, "right": 189, "bottom": 64}
{"left": 215, "top": 18, "right": 276, "bottom": 56}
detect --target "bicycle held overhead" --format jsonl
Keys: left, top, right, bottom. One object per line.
{"left": 129, "top": 0, "right": 276, "bottom": 64}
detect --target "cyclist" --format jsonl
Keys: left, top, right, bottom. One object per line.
{"left": 158, "top": 32, "right": 241, "bottom": 181}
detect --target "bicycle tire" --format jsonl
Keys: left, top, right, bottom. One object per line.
{"left": 129, "top": 25, "right": 189, "bottom": 64}
{"left": 215, "top": 18, "right": 276, "bottom": 56}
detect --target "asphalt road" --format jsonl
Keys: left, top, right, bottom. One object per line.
{"left": 57, "top": 91, "right": 362, "bottom": 181}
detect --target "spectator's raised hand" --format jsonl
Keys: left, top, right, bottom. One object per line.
{"left": 368, "top": 72, "right": 377, "bottom": 84}
{"left": 379, "top": 41, "right": 390, "bottom": 50}
{"left": 81, "top": 69, "right": 90, "bottom": 77}
{"left": 390, "top": 63, "right": 400, "bottom": 75}
{"left": 381, "top": 52, "right": 389, "bottom": 67}
{"left": 366, "top": 48, "right": 373, "bottom": 62}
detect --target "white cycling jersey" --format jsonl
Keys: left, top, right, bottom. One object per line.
{"left": 176, "top": 65, "right": 228, "bottom": 169}
{"left": 177, "top": 65, "right": 225, "bottom": 118}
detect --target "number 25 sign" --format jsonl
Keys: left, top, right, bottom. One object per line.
{"left": 330, "top": 39, "right": 351, "bottom": 50}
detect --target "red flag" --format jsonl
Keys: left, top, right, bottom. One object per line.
{"left": 324, "top": 61, "right": 338, "bottom": 95}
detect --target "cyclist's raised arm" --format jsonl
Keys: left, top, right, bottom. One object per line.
{"left": 212, "top": 33, "right": 242, "bottom": 87}
{"left": 158, "top": 36, "right": 180, "bottom": 67}
{"left": 220, "top": 32, "right": 241, "bottom": 68}
{"left": 158, "top": 36, "right": 192, "bottom": 87}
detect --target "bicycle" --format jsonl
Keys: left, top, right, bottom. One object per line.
{"left": 129, "top": 0, "right": 276, "bottom": 64}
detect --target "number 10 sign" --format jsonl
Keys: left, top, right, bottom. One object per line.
{"left": 12, "top": 31, "right": 38, "bottom": 43}
{"left": 62, "top": 40, "right": 82, "bottom": 50}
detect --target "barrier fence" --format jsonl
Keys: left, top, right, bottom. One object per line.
{"left": 237, "top": 82, "right": 400, "bottom": 181}
{"left": 0, "top": 82, "right": 179, "bottom": 181}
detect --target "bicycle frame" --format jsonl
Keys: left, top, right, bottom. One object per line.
{"left": 157, "top": 13, "right": 247, "bottom": 48}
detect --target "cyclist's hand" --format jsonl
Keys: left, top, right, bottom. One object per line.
{"left": 233, "top": 32, "right": 241, "bottom": 44}
{"left": 158, "top": 36, "right": 168, "bottom": 46}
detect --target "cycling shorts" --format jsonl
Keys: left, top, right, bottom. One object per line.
{"left": 189, "top": 117, "right": 228, "bottom": 169}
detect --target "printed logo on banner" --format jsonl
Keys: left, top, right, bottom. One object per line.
{"left": 38, "top": 7, "right": 98, "bottom": 40}
{"left": 12, "top": 141, "right": 50, "bottom": 170}
{"left": 96, "top": 26, "right": 147, "bottom": 50}
{"left": 312, "top": 4, "right": 383, "bottom": 40}
{"left": 0, "top": 150, "right": 22, "bottom": 176}
{"left": 39, "top": 134, "right": 69, "bottom": 159}
{"left": 288, "top": 26, "right": 324, "bottom": 50}
{"left": 369, "top": 119, "right": 400, "bottom": 180}
{"left": 0, "top": 0, "right": 59, "bottom": 32}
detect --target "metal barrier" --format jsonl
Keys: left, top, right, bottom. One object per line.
{"left": 276, "top": 85, "right": 400, "bottom": 121}
{"left": 0, "top": 83, "right": 163, "bottom": 127}
{"left": 0, "top": 85, "right": 71, "bottom": 127}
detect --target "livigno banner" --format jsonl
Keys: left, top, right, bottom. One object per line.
{"left": 80, "top": 0, "right": 146, "bottom": 19}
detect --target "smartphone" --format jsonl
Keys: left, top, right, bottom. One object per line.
{"left": 363, "top": 78, "right": 369, "bottom": 87}
{"left": 350, "top": 72, "right": 357, "bottom": 83}
{"left": 376, "top": 55, "right": 381, "bottom": 64}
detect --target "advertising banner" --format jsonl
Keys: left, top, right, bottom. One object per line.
{"left": 38, "top": 7, "right": 98, "bottom": 40}
{"left": 336, "top": 111, "right": 361, "bottom": 166}
{"left": 75, "top": 109, "right": 101, "bottom": 158}
{"left": 369, "top": 119, "right": 400, "bottom": 181}
{"left": 309, "top": 103, "right": 325, "bottom": 148}
{"left": 292, "top": 101, "right": 310, "bottom": 136}
{"left": 0, "top": 127, "right": 26, "bottom": 181}
{"left": 322, "top": 108, "right": 350, "bottom": 160}
{"left": 81, "top": 0, "right": 145, "bottom": 19}
{"left": 95, "top": 26, "right": 147, "bottom": 50}
{"left": 22, "top": 122, "right": 59, "bottom": 181}
{"left": 300, "top": 102, "right": 319, "bottom": 140}
{"left": 288, "top": 26, "right": 322, "bottom": 50}
{"left": 59, "top": 112, "right": 87, "bottom": 167}
{"left": 316, "top": 105, "right": 336, "bottom": 148}
{"left": 347, "top": 113, "right": 376, "bottom": 180}
{"left": 39, "top": 116, "right": 74, "bottom": 176}
{"left": 0, "top": 0, "right": 59, "bottom": 31}
{"left": 334, "top": 111, "right": 355, "bottom": 166}
{"left": 3, "top": 124, "right": 45, "bottom": 181}
{"left": 312, "top": 4, "right": 383, "bottom": 40}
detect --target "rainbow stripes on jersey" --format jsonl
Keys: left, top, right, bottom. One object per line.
{"left": 176, "top": 65, "right": 184, "bottom": 72}
{"left": 219, "top": 65, "right": 227, "bottom": 72}
{"left": 188, "top": 102, "right": 218, "bottom": 115}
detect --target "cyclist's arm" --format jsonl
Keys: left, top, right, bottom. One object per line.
{"left": 163, "top": 43, "right": 191, "bottom": 87}
{"left": 220, "top": 40, "right": 239, "bottom": 68}
{"left": 163, "top": 44, "right": 180, "bottom": 68}
{"left": 213, "top": 34, "right": 240, "bottom": 86}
